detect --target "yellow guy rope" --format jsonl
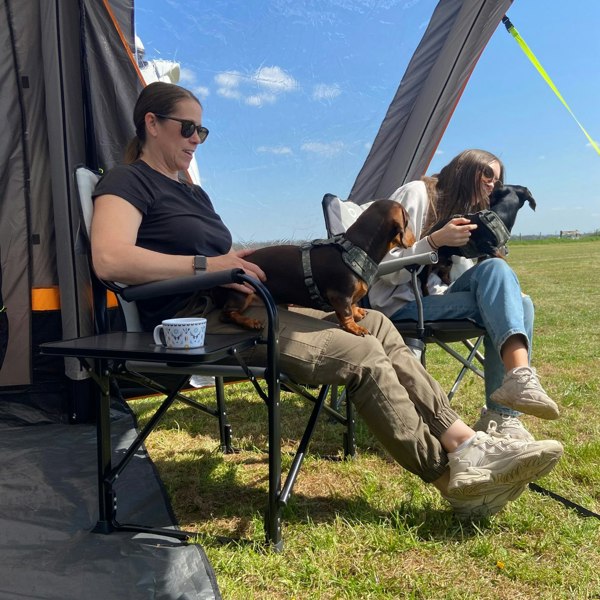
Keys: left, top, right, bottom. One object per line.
{"left": 502, "top": 16, "right": 600, "bottom": 156}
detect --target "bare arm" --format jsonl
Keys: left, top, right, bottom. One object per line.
{"left": 90, "top": 194, "right": 266, "bottom": 287}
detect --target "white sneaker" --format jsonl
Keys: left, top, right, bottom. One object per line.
{"left": 444, "top": 482, "right": 528, "bottom": 520}
{"left": 447, "top": 429, "right": 563, "bottom": 498}
{"left": 473, "top": 407, "right": 534, "bottom": 441}
{"left": 490, "top": 366, "right": 560, "bottom": 420}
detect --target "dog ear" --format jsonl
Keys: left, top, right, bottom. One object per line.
{"left": 396, "top": 205, "right": 416, "bottom": 248}
{"left": 385, "top": 203, "right": 413, "bottom": 249}
{"left": 524, "top": 188, "right": 537, "bottom": 211}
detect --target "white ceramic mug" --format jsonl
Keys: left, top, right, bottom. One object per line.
{"left": 153, "top": 317, "right": 207, "bottom": 349}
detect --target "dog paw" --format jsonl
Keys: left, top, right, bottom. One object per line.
{"left": 345, "top": 324, "right": 371, "bottom": 337}
{"left": 353, "top": 307, "right": 368, "bottom": 321}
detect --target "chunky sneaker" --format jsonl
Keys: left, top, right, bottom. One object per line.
{"left": 443, "top": 482, "right": 528, "bottom": 520}
{"left": 447, "top": 429, "right": 563, "bottom": 498}
{"left": 490, "top": 366, "right": 560, "bottom": 420}
{"left": 473, "top": 407, "right": 534, "bottom": 441}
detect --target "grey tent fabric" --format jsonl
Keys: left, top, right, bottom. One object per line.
{"left": 0, "top": 0, "right": 141, "bottom": 400}
{"left": 349, "top": 0, "right": 513, "bottom": 205}
{"left": 0, "top": 407, "right": 221, "bottom": 599}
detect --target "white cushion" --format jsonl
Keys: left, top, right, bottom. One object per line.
{"left": 323, "top": 195, "right": 374, "bottom": 235}
{"left": 75, "top": 166, "right": 101, "bottom": 238}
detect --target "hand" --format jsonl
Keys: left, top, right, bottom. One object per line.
{"left": 208, "top": 249, "right": 267, "bottom": 295}
{"left": 430, "top": 217, "right": 478, "bottom": 248}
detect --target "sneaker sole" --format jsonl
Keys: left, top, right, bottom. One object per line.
{"left": 448, "top": 444, "right": 563, "bottom": 498}
{"left": 490, "top": 392, "right": 560, "bottom": 420}
{"left": 448, "top": 484, "right": 528, "bottom": 520}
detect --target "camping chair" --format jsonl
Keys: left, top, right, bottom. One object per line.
{"left": 322, "top": 193, "right": 485, "bottom": 401}
{"left": 38, "top": 166, "right": 355, "bottom": 551}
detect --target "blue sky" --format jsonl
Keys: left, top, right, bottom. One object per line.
{"left": 135, "top": 0, "right": 600, "bottom": 242}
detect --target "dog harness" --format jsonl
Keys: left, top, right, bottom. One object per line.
{"left": 300, "top": 234, "right": 378, "bottom": 311}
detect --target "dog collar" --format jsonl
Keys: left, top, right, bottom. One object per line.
{"left": 300, "top": 235, "right": 378, "bottom": 311}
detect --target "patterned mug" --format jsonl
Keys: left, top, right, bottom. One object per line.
{"left": 153, "top": 317, "right": 207, "bottom": 349}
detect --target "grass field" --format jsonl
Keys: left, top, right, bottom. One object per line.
{"left": 132, "top": 238, "right": 600, "bottom": 599}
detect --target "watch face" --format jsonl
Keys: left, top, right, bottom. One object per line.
{"left": 194, "top": 255, "right": 207, "bottom": 271}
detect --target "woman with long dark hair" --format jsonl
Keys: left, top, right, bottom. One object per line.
{"left": 370, "top": 149, "right": 559, "bottom": 441}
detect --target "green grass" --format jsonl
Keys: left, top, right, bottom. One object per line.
{"left": 131, "top": 238, "right": 600, "bottom": 599}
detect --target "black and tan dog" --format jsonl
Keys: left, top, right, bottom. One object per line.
{"left": 215, "top": 199, "right": 415, "bottom": 336}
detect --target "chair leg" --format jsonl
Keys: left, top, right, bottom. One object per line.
{"left": 343, "top": 389, "right": 356, "bottom": 459}
{"left": 214, "top": 376, "right": 234, "bottom": 453}
{"left": 329, "top": 385, "right": 341, "bottom": 412}
{"left": 446, "top": 336, "right": 485, "bottom": 401}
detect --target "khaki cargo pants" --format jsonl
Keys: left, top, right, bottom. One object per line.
{"left": 202, "top": 305, "right": 460, "bottom": 483}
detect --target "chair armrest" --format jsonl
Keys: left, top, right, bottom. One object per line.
{"left": 120, "top": 269, "right": 246, "bottom": 301}
{"left": 376, "top": 251, "right": 438, "bottom": 277}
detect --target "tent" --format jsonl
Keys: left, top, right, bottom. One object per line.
{"left": 0, "top": 0, "right": 141, "bottom": 421}
{"left": 0, "top": 2, "right": 222, "bottom": 598}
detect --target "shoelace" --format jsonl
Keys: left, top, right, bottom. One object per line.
{"left": 486, "top": 417, "right": 522, "bottom": 439}
{"left": 474, "top": 424, "right": 524, "bottom": 450}
{"left": 512, "top": 367, "right": 542, "bottom": 389}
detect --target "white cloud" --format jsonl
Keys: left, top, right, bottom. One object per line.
{"left": 312, "top": 83, "right": 341, "bottom": 101}
{"left": 215, "top": 66, "right": 298, "bottom": 107}
{"left": 245, "top": 93, "right": 277, "bottom": 107}
{"left": 257, "top": 146, "right": 293, "bottom": 155}
{"left": 193, "top": 86, "right": 210, "bottom": 100}
{"left": 254, "top": 66, "right": 297, "bottom": 92}
{"left": 301, "top": 141, "right": 346, "bottom": 157}
{"left": 178, "top": 67, "right": 196, "bottom": 84}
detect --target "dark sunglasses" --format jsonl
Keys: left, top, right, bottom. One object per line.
{"left": 155, "top": 114, "right": 209, "bottom": 143}
{"left": 481, "top": 164, "right": 500, "bottom": 184}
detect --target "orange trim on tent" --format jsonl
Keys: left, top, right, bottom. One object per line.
{"left": 102, "top": 0, "right": 147, "bottom": 85}
{"left": 107, "top": 291, "right": 119, "bottom": 308}
{"left": 32, "top": 287, "right": 119, "bottom": 311}
{"left": 32, "top": 287, "right": 61, "bottom": 311}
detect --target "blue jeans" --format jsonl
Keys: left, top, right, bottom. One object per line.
{"left": 390, "top": 258, "right": 534, "bottom": 415}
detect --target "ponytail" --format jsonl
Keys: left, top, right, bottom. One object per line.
{"left": 124, "top": 136, "right": 143, "bottom": 164}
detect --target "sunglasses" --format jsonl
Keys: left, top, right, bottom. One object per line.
{"left": 155, "top": 114, "right": 209, "bottom": 143}
{"left": 481, "top": 165, "right": 501, "bottom": 185}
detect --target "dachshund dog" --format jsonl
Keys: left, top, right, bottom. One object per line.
{"left": 215, "top": 199, "right": 415, "bottom": 336}
{"left": 421, "top": 184, "right": 537, "bottom": 292}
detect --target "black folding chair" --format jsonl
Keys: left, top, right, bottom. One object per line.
{"left": 322, "top": 193, "right": 485, "bottom": 401}
{"left": 38, "top": 167, "right": 355, "bottom": 551}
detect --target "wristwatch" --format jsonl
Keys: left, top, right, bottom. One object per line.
{"left": 193, "top": 255, "right": 207, "bottom": 273}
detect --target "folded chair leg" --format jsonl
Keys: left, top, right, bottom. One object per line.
{"left": 447, "top": 336, "right": 485, "bottom": 401}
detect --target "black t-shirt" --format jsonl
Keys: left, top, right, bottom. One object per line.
{"left": 93, "top": 160, "right": 232, "bottom": 329}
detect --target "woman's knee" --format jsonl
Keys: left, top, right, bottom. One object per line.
{"left": 474, "top": 257, "right": 514, "bottom": 280}
{"left": 521, "top": 294, "right": 534, "bottom": 341}
{"left": 522, "top": 294, "right": 534, "bottom": 321}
